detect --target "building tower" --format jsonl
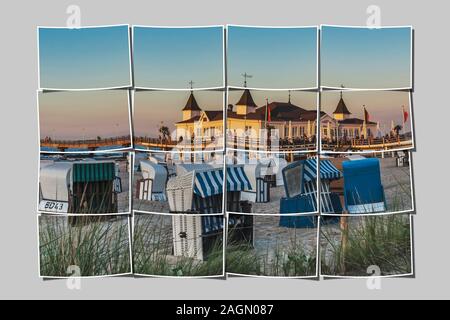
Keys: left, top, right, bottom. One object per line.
{"left": 182, "top": 82, "right": 202, "bottom": 121}
{"left": 333, "top": 90, "right": 351, "bottom": 121}
{"left": 235, "top": 89, "right": 258, "bottom": 115}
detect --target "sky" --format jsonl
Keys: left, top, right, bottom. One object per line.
{"left": 321, "top": 26, "right": 412, "bottom": 89}
{"left": 133, "top": 27, "right": 224, "bottom": 89}
{"left": 227, "top": 26, "right": 317, "bottom": 89}
{"left": 133, "top": 90, "right": 224, "bottom": 137}
{"left": 321, "top": 90, "right": 412, "bottom": 135}
{"left": 39, "top": 90, "right": 131, "bottom": 140}
{"left": 39, "top": 26, "right": 131, "bottom": 89}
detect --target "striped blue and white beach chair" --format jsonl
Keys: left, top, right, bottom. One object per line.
{"left": 168, "top": 166, "right": 253, "bottom": 260}
{"left": 303, "top": 158, "right": 343, "bottom": 214}
{"left": 280, "top": 158, "right": 343, "bottom": 215}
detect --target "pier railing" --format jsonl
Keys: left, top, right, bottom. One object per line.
{"left": 40, "top": 135, "right": 131, "bottom": 150}
{"left": 321, "top": 135, "right": 413, "bottom": 151}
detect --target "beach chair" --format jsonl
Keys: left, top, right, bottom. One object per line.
{"left": 168, "top": 166, "right": 252, "bottom": 260}
{"left": 279, "top": 158, "right": 342, "bottom": 228}
{"left": 172, "top": 214, "right": 225, "bottom": 261}
{"left": 342, "top": 158, "right": 386, "bottom": 214}
{"left": 137, "top": 160, "right": 167, "bottom": 201}
{"left": 279, "top": 158, "right": 343, "bottom": 214}
{"left": 39, "top": 161, "right": 121, "bottom": 214}
{"left": 240, "top": 162, "right": 270, "bottom": 203}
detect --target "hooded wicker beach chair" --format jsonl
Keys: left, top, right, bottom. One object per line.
{"left": 279, "top": 158, "right": 342, "bottom": 228}
{"left": 39, "top": 160, "right": 121, "bottom": 214}
{"left": 137, "top": 160, "right": 168, "bottom": 201}
{"left": 342, "top": 158, "right": 386, "bottom": 214}
{"left": 167, "top": 166, "right": 252, "bottom": 260}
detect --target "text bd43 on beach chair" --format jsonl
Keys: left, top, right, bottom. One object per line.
{"left": 342, "top": 158, "right": 386, "bottom": 214}
{"left": 39, "top": 161, "right": 122, "bottom": 215}
{"left": 279, "top": 158, "right": 342, "bottom": 228}
{"left": 136, "top": 160, "right": 168, "bottom": 201}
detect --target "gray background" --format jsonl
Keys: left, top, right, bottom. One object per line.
{"left": 0, "top": 0, "right": 447, "bottom": 299}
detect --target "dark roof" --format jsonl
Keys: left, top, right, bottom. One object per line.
{"left": 204, "top": 111, "right": 223, "bottom": 122}
{"left": 333, "top": 97, "right": 351, "bottom": 115}
{"left": 338, "top": 118, "right": 376, "bottom": 125}
{"left": 227, "top": 101, "right": 316, "bottom": 122}
{"left": 227, "top": 111, "right": 264, "bottom": 121}
{"left": 182, "top": 92, "right": 202, "bottom": 111}
{"left": 236, "top": 89, "right": 258, "bottom": 108}
{"left": 176, "top": 115, "right": 201, "bottom": 124}
{"left": 299, "top": 111, "right": 323, "bottom": 121}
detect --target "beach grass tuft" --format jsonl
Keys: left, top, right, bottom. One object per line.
{"left": 39, "top": 215, "right": 131, "bottom": 277}
{"left": 321, "top": 214, "right": 411, "bottom": 276}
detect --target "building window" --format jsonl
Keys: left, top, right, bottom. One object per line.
{"left": 284, "top": 126, "right": 289, "bottom": 137}
{"left": 354, "top": 128, "right": 359, "bottom": 137}
{"left": 300, "top": 126, "right": 305, "bottom": 136}
{"left": 245, "top": 126, "right": 252, "bottom": 135}
{"left": 292, "top": 127, "right": 298, "bottom": 137}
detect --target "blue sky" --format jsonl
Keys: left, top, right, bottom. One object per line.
{"left": 133, "top": 27, "right": 224, "bottom": 89}
{"left": 39, "top": 25, "right": 131, "bottom": 89}
{"left": 321, "top": 26, "right": 412, "bottom": 89}
{"left": 227, "top": 26, "right": 318, "bottom": 89}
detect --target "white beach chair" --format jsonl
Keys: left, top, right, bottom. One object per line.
{"left": 138, "top": 160, "right": 168, "bottom": 201}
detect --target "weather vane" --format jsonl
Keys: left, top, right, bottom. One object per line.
{"left": 188, "top": 80, "right": 195, "bottom": 90}
{"left": 340, "top": 84, "right": 345, "bottom": 99}
{"left": 241, "top": 72, "right": 253, "bottom": 87}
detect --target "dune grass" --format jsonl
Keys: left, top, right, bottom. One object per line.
{"left": 321, "top": 214, "right": 412, "bottom": 276}
{"left": 39, "top": 215, "right": 131, "bottom": 277}
{"left": 226, "top": 227, "right": 317, "bottom": 277}
{"left": 133, "top": 214, "right": 224, "bottom": 277}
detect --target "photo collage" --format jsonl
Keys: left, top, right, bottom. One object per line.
{"left": 37, "top": 24, "right": 415, "bottom": 279}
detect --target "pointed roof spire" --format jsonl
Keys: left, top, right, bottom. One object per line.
{"left": 236, "top": 89, "right": 257, "bottom": 108}
{"left": 182, "top": 91, "right": 202, "bottom": 111}
{"left": 333, "top": 85, "right": 351, "bottom": 115}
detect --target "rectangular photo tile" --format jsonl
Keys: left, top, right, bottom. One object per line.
{"left": 226, "top": 150, "right": 318, "bottom": 215}
{"left": 320, "top": 214, "right": 413, "bottom": 277}
{"left": 133, "top": 151, "right": 224, "bottom": 214}
{"left": 38, "top": 152, "right": 131, "bottom": 214}
{"left": 226, "top": 214, "right": 319, "bottom": 278}
{"left": 38, "top": 214, "right": 132, "bottom": 278}
{"left": 38, "top": 90, "right": 132, "bottom": 153}
{"left": 133, "top": 212, "right": 224, "bottom": 277}
{"left": 227, "top": 89, "right": 318, "bottom": 153}
{"left": 227, "top": 26, "right": 318, "bottom": 89}
{"left": 38, "top": 25, "right": 132, "bottom": 90}
{"left": 321, "top": 90, "right": 414, "bottom": 153}
{"left": 133, "top": 26, "right": 224, "bottom": 89}
{"left": 320, "top": 152, "right": 414, "bottom": 215}
{"left": 321, "top": 25, "right": 413, "bottom": 90}
{"left": 134, "top": 90, "right": 224, "bottom": 152}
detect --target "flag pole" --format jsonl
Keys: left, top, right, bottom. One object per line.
{"left": 402, "top": 105, "right": 406, "bottom": 136}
